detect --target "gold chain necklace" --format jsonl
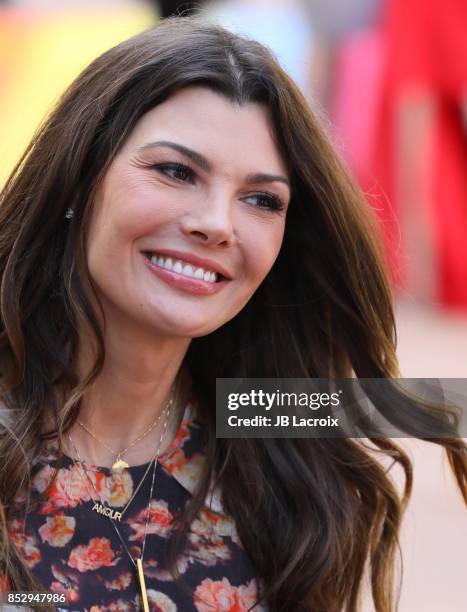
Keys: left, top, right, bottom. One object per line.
{"left": 66, "top": 398, "right": 174, "bottom": 612}
{"left": 76, "top": 394, "right": 170, "bottom": 471}
{"left": 70, "top": 398, "right": 172, "bottom": 522}
{"left": 68, "top": 386, "right": 175, "bottom": 521}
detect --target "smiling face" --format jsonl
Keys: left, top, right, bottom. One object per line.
{"left": 85, "top": 86, "right": 291, "bottom": 339}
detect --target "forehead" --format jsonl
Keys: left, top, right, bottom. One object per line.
{"left": 120, "top": 86, "right": 288, "bottom": 176}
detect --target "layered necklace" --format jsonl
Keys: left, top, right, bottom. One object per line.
{"left": 66, "top": 387, "right": 176, "bottom": 612}
{"left": 76, "top": 406, "right": 168, "bottom": 472}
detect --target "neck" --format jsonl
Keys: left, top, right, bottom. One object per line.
{"left": 63, "top": 316, "right": 192, "bottom": 467}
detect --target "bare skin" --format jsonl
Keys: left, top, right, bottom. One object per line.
{"left": 65, "top": 319, "right": 190, "bottom": 466}
{"left": 59, "top": 86, "right": 291, "bottom": 468}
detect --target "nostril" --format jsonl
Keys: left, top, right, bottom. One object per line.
{"left": 190, "top": 230, "right": 209, "bottom": 240}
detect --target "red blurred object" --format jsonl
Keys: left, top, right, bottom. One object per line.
{"left": 373, "top": 0, "right": 467, "bottom": 308}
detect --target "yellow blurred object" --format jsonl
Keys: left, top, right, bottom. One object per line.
{"left": 0, "top": 6, "right": 155, "bottom": 186}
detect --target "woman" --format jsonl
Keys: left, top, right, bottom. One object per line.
{"left": 0, "top": 17, "right": 465, "bottom": 612}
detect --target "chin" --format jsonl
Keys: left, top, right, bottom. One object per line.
{"left": 144, "top": 312, "right": 226, "bottom": 339}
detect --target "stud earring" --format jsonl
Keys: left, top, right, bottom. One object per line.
{"left": 65, "top": 208, "right": 74, "bottom": 219}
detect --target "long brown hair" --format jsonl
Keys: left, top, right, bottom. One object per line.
{"left": 0, "top": 17, "right": 465, "bottom": 612}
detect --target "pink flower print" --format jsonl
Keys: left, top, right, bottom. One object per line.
{"left": 194, "top": 578, "right": 265, "bottom": 612}
{"left": 145, "top": 589, "right": 178, "bottom": 611}
{"left": 36, "top": 464, "right": 93, "bottom": 512}
{"left": 39, "top": 513, "right": 75, "bottom": 546}
{"left": 160, "top": 447, "right": 187, "bottom": 477}
{"left": 163, "top": 418, "right": 191, "bottom": 457}
{"left": 104, "top": 571, "right": 132, "bottom": 591}
{"left": 68, "top": 537, "right": 120, "bottom": 572}
{"left": 238, "top": 580, "right": 266, "bottom": 610}
{"left": 194, "top": 578, "right": 242, "bottom": 611}
{"left": 186, "top": 508, "right": 231, "bottom": 567}
{"left": 50, "top": 580, "right": 80, "bottom": 603}
{"left": 187, "top": 531, "right": 230, "bottom": 566}
{"left": 193, "top": 507, "right": 241, "bottom": 549}
{"left": 8, "top": 518, "right": 41, "bottom": 569}
{"left": 128, "top": 499, "right": 173, "bottom": 541}
{"left": 191, "top": 508, "right": 236, "bottom": 539}
{"left": 161, "top": 447, "right": 205, "bottom": 494}
{"left": 50, "top": 564, "right": 80, "bottom": 602}
{"left": 101, "top": 470, "right": 133, "bottom": 507}
{"left": 32, "top": 464, "right": 56, "bottom": 494}
{"left": 23, "top": 536, "right": 42, "bottom": 568}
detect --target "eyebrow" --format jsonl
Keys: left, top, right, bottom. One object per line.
{"left": 138, "top": 140, "right": 290, "bottom": 188}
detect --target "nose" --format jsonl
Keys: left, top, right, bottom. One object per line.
{"left": 179, "top": 189, "right": 236, "bottom": 247}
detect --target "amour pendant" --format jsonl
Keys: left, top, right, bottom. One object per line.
{"left": 136, "top": 558, "right": 149, "bottom": 612}
{"left": 91, "top": 501, "right": 122, "bottom": 522}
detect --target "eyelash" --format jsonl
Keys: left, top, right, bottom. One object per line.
{"left": 152, "top": 162, "right": 286, "bottom": 213}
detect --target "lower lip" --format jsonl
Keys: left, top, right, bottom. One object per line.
{"left": 143, "top": 255, "right": 231, "bottom": 296}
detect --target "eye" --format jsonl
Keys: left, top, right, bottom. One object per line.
{"left": 242, "top": 192, "right": 286, "bottom": 213}
{"left": 153, "top": 163, "right": 195, "bottom": 183}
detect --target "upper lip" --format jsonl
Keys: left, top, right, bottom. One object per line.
{"left": 143, "top": 248, "right": 233, "bottom": 280}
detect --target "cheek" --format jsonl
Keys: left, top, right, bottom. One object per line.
{"left": 243, "top": 221, "right": 285, "bottom": 284}
{"left": 93, "top": 183, "right": 183, "bottom": 253}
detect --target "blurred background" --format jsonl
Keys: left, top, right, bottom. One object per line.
{"left": 0, "top": 0, "right": 466, "bottom": 609}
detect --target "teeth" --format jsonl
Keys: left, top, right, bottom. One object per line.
{"left": 147, "top": 253, "right": 219, "bottom": 283}
{"left": 182, "top": 264, "right": 194, "bottom": 278}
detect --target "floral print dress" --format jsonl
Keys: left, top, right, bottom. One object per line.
{"left": 7, "top": 401, "right": 266, "bottom": 611}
